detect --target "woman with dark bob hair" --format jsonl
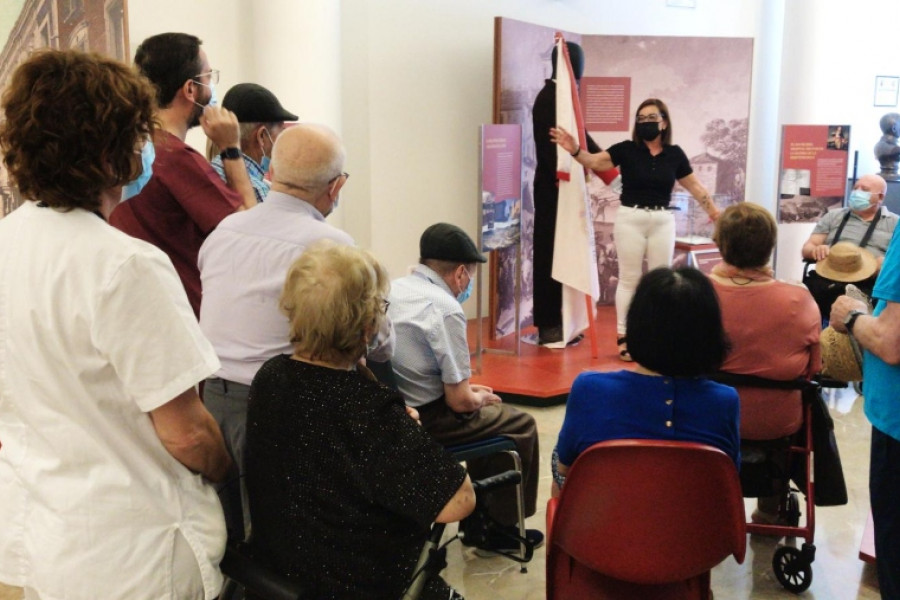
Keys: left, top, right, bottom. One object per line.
{"left": 0, "top": 50, "right": 232, "bottom": 599}
{"left": 551, "top": 267, "right": 739, "bottom": 494}
{"left": 551, "top": 98, "right": 721, "bottom": 361}
{"left": 709, "top": 203, "right": 820, "bottom": 524}
{"left": 245, "top": 241, "right": 474, "bottom": 600}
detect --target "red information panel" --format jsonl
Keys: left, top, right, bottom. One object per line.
{"left": 481, "top": 124, "right": 522, "bottom": 251}
{"left": 580, "top": 77, "right": 631, "bottom": 132}
{"left": 777, "top": 124, "right": 850, "bottom": 223}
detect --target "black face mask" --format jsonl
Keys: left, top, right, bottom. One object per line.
{"left": 636, "top": 121, "right": 661, "bottom": 142}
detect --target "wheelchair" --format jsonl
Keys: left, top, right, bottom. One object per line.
{"left": 710, "top": 372, "right": 847, "bottom": 593}
{"left": 220, "top": 470, "right": 534, "bottom": 600}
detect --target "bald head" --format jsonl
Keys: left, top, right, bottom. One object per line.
{"left": 270, "top": 124, "right": 345, "bottom": 195}
{"left": 855, "top": 173, "right": 887, "bottom": 196}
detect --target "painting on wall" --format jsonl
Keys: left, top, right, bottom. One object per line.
{"left": 493, "top": 17, "right": 753, "bottom": 338}
{"left": 777, "top": 124, "right": 851, "bottom": 223}
{"left": 0, "top": 0, "right": 128, "bottom": 216}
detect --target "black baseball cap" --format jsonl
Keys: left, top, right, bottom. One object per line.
{"left": 420, "top": 223, "right": 486, "bottom": 263}
{"left": 221, "top": 83, "right": 298, "bottom": 123}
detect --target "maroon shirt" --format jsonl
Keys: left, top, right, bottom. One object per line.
{"left": 111, "top": 131, "right": 242, "bottom": 317}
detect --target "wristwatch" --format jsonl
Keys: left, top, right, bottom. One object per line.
{"left": 843, "top": 310, "right": 865, "bottom": 334}
{"left": 220, "top": 147, "right": 241, "bottom": 161}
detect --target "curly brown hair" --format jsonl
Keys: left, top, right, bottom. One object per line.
{"left": 0, "top": 49, "right": 157, "bottom": 211}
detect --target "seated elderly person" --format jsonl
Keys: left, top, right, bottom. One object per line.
{"left": 710, "top": 203, "right": 821, "bottom": 523}
{"left": 801, "top": 173, "right": 897, "bottom": 318}
{"left": 388, "top": 223, "right": 541, "bottom": 553}
{"left": 245, "top": 241, "right": 474, "bottom": 600}
{"left": 553, "top": 267, "right": 740, "bottom": 495}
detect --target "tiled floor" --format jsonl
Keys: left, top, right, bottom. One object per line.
{"left": 441, "top": 385, "right": 883, "bottom": 599}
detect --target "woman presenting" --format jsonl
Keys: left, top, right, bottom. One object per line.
{"left": 551, "top": 98, "right": 720, "bottom": 360}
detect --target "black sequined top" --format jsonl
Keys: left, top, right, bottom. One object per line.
{"left": 245, "top": 355, "right": 466, "bottom": 600}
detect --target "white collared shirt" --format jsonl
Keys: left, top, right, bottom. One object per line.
{"left": 0, "top": 202, "right": 224, "bottom": 598}
{"left": 198, "top": 191, "right": 356, "bottom": 385}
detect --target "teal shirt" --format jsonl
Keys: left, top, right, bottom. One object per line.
{"left": 865, "top": 230, "right": 900, "bottom": 441}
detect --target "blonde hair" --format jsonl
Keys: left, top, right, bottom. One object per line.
{"left": 280, "top": 241, "right": 389, "bottom": 364}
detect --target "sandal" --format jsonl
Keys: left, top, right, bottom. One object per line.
{"left": 617, "top": 336, "right": 633, "bottom": 362}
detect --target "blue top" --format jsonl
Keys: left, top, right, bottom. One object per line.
{"left": 865, "top": 230, "right": 900, "bottom": 441}
{"left": 556, "top": 370, "right": 740, "bottom": 468}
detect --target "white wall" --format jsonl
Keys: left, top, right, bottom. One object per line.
{"left": 775, "top": 0, "right": 900, "bottom": 281}
{"left": 127, "top": 0, "right": 896, "bottom": 306}
{"left": 339, "top": 0, "right": 780, "bottom": 308}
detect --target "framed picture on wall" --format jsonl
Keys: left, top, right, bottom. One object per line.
{"left": 874, "top": 76, "right": 899, "bottom": 107}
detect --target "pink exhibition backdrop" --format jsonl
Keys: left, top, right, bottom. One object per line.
{"left": 492, "top": 17, "right": 753, "bottom": 337}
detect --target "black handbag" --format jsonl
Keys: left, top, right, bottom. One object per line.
{"left": 792, "top": 386, "right": 849, "bottom": 506}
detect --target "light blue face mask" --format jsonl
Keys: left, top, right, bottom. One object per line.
{"left": 122, "top": 139, "right": 155, "bottom": 201}
{"left": 848, "top": 189, "right": 872, "bottom": 212}
{"left": 456, "top": 272, "right": 474, "bottom": 304}
{"left": 192, "top": 81, "right": 218, "bottom": 109}
{"left": 260, "top": 128, "right": 274, "bottom": 173}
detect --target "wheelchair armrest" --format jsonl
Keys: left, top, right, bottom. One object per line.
{"left": 812, "top": 373, "right": 849, "bottom": 389}
{"left": 710, "top": 372, "right": 811, "bottom": 391}
{"left": 221, "top": 543, "right": 305, "bottom": 600}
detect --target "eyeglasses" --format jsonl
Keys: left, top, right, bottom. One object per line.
{"left": 192, "top": 69, "right": 220, "bottom": 85}
{"left": 636, "top": 113, "right": 663, "bottom": 123}
{"left": 328, "top": 171, "right": 350, "bottom": 184}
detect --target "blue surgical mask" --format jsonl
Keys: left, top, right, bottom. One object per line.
{"left": 192, "top": 81, "right": 217, "bottom": 108}
{"left": 122, "top": 140, "right": 155, "bottom": 201}
{"left": 848, "top": 189, "right": 872, "bottom": 212}
{"left": 259, "top": 128, "right": 274, "bottom": 172}
{"left": 456, "top": 271, "right": 474, "bottom": 304}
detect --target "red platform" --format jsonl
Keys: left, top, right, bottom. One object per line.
{"left": 467, "top": 304, "right": 632, "bottom": 406}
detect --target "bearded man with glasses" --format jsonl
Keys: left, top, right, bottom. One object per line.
{"left": 110, "top": 32, "right": 257, "bottom": 318}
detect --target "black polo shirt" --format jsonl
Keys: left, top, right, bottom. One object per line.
{"left": 607, "top": 140, "right": 693, "bottom": 208}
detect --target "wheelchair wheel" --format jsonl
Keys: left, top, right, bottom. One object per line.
{"left": 773, "top": 546, "right": 813, "bottom": 593}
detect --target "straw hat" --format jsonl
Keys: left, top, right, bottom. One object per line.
{"left": 815, "top": 242, "right": 878, "bottom": 282}
{"left": 821, "top": 326, "right": 863, "bottom": 382}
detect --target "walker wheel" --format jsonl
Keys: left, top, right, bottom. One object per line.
{"left": 773, "top": 546, "right": 813, "bottom": 593}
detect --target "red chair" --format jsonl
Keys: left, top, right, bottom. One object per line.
{"left": 546, "top": 439, "right": 746, "bottom": 600}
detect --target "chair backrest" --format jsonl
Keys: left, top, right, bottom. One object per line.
{"left": 548, "top": 439, "right": 746, "bottom": 586}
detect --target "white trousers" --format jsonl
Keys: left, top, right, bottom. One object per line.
{"left": 613, "top": 206, "right": 676, "bottom": 335}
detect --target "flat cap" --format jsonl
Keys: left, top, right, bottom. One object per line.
{"left": 221, "top": 83, "right": 298, "bottom": 123}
